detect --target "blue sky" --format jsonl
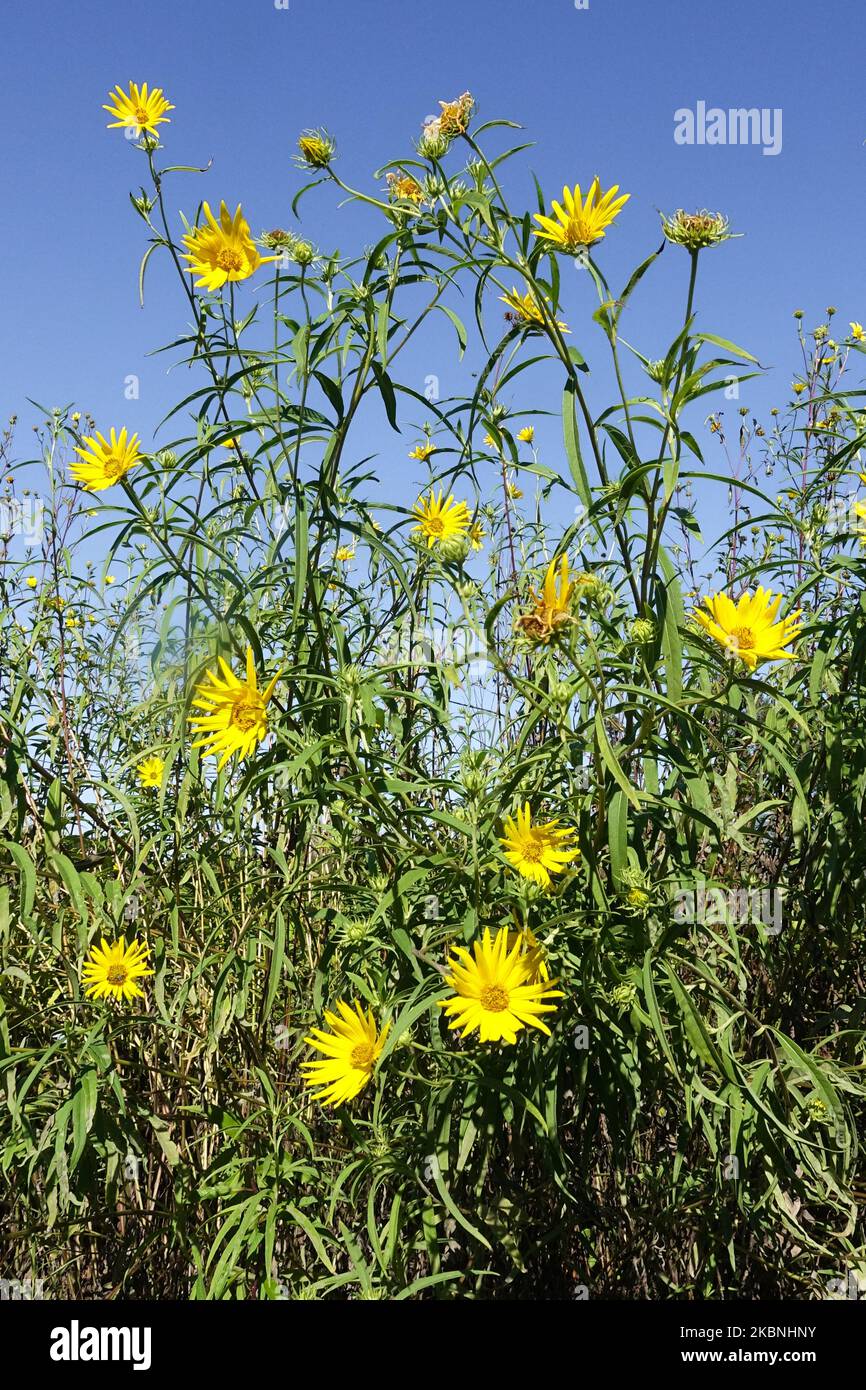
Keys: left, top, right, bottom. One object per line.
{"left": 3, "top": 0, "right": 864, "bottom": 563}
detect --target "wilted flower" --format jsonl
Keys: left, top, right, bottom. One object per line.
{"left": 260, "top": 228, "right": 294, "bottom": 250}
{"left": 501, "top": 286, "right": 568, "bottom": 333}
{"left": 416, "top": 117, "right": 451, "bottom": 160}
{"left": 516, "top": 555, "right": 576, "bottom": 645}
{"left": 436, "top": 91, "right": 475, "bottom": 138}
{"left": 660, "top": 209, "right": 736, "bottom": 252}
{"left": 386, "top": 172, "right": 425, "bottom": 206}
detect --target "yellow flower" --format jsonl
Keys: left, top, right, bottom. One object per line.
{"left": 515, "top": 554, "right": 575, "bottom": 644}
{"left": 387, "top": 173, "right": 425, "bottom": 205}
{"left": 484, "top": 433, "right": 497, "bottom": 448}
{"left": 103, "top": 81, "right": 173, "bottom": 136}
{"left": 188, "top": 645, "right": 281, "bottom": 770}
{"left": 439, "top": 926, "right": 563, "bottom": 1044}
{"left": 506, "top": 481, "right": 524, "bottom": 499}
{"left": 71, "top": 427, "right": 140, "bottom": 491}
{"left": 81, "top": 936, "right": 153, "bottom": 1003}
{"left": 850, "top": 322, "right": 865, "bottom": 341}
{"left": 335, "top": 545, "right": 356, "bottom": 562}
{"left": 105, "top": 575, "right": 115, "bottom": 584}
{"left": 692, "top": 587, "right": 803, "bottom": 671}
{"left": 517, "top": 426, "right": 535, "bottom": 444}
{"left": 499, "top": 802, "right": 580, "bottom": 888}
{"left": 792, "top": 382, "right": 806, "bottom": 395}
{"left": 26, "top": 576, "right": 38, "bottom": 589}
{"left": 302, "top": 1000, "right": 389, "bottom": 1107}
{"left": 409, "top": 442, "right": 435, "bottom": 461}
{"left": 469, "top": 521, "right": 486, "bottom": 551}
{"left": 136, "top": 755, "right": 165, "bottom": 788}
{"left": 501, "top": 286, "right": 569, "bottom": 332}
{"left": 296, "top": 129, "right": 337, "bottom": 169}
{"left": 533, "top": 179, "right": 629, "bottom": 253}
{"left": 412, "top": 489, "right": 470, "bottom": 547}
{"left": 181, "top": 202, "right": 274, "bottom": 293}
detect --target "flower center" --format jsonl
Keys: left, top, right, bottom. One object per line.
{"left": 231, "top": 699, "right": 261, "bottom": 731}
{"left": 134, "top": 107, "right": 150, "bottom": 125}
{"left": 103, "top": 456, "right": 123, "bottom": 479}
{"left": 426, "top": 516, "right": 445, "bottom": 535}
{"left": 217, "top": 247, "right": 244, "bottom": 272}
{"left": 350, "top": 1042, "right": 374, "bottom": 1069}
{"left": 107, "top": 964, "right": 129, "bottom": 986}
{"left": 480, "top": 985, "right": 509, "bottom": 1013}
{"left": 567, "top": 215, "right": 595, "bottom": 247}
{"left": 731, "top": 625, "right": 756, "bottom": 651}
{"left": 520, "top": 833, "right": 544, "bottom": 863}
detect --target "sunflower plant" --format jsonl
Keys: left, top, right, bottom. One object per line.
{"left": 1, "top": 84, "right": 865, "bottom": 1304}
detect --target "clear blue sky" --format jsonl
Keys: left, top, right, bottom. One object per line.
{"left": 2, "top": 0, "right": 864, "bottom": 556}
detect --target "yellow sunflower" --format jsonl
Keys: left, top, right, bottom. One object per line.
{"left": 517, "top": 426, "right": 535, "bottom": 444}
{"left": 412, "top": 490, "right": 470, "bottom": 547}
{"left": 469, "top": 521, "right": 486, "bottom": 551}
{"left": 409, "top": 442, "right": 435, "bottom": 461}
{"left": 534, "top": 179, "right": 630, "bottom": 253}
{"left": 70, "top": 427, "right": 141, "bottom": 492}
{"left": 81, "top": 936, "right": 153, "bottom": 1003}
{"left": 501, "top": 286, "right": 569, "bottom": 332}
{"left": 103, "top": 81, "right": 174, "bottom": 136}
{"left": 188, "top": 645, "right": 281, "bottom": 770}
{"left": 499, "top": 802, "right": 580, "bottom": 888}
{"left": 515, "top": 554, "right": 575, "bottom": 644}
{"left": 302, "top": 1000, "right": 390, "bottom": 1107}
{"left": 181, "top": 202, "right": 275, "bottom": 292}
{"left": 692, "top": 587, "right": 803, "bottom": 671}
{"left": 136, "top": 755, "right": 165, "bottom": 788}
{"left": 439, "top": 926, "right": 563, "bottom": 1044}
